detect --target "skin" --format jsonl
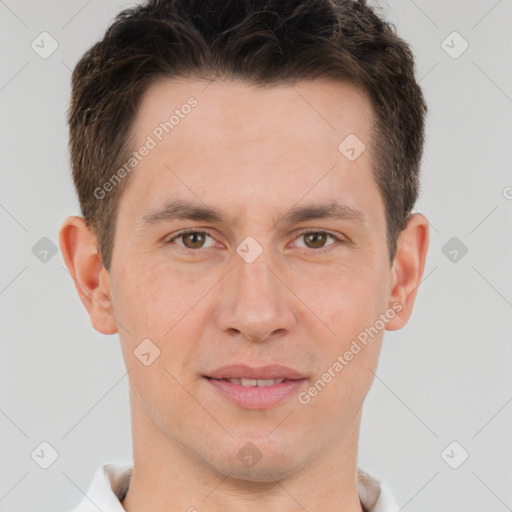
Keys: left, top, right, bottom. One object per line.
{"left": 59, "top": 77, "right": 429, "bottom": 512}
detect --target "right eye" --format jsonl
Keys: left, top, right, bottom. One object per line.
{"left": 164, "top": 229, "right": 218, "bottom": 251}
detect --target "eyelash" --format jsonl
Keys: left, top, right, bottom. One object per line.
{"left": 164, "top": 228, "right": 345, "bottom": 254}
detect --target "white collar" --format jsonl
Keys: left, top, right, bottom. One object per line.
{"left": 70, "top": 462, "right": 399, "bottom": 512}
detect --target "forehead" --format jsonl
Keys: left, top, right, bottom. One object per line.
{"left": 121, "top": 76, "right": 382, "bottom": 231}
{"left": 133, "top": 77, "right": 374, "bottom": 151}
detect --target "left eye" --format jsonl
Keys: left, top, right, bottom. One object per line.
{"left": 293, "top": 230, "right": 340, "bottom": 250}
{"left": 165, "top": 229, "right": 341, "bottom": 251}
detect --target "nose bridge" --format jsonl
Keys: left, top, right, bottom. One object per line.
{"left": 215, "top": 237, "right": 295, "bottom": 341}
{"left": 233, "top": 238, "right": 282, "bottom": 309}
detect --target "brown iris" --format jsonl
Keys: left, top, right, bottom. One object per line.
{"left": 303, "top": 232, "right": 328, "bottom": 249}
{"left": 182, "top": 232, "right": 207, "bottom": 249}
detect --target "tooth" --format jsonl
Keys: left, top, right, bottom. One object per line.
{"left": 241, "top": 378, "right": 258, "bottom": 386}
{"left": 241, "top": 378, "right": 286, "bottom": 386}
{"left": 257, "top": 379, "right": 278, "bottom": 386}
{"left": 225, "top": 378, "right": 287, "bottom": 386}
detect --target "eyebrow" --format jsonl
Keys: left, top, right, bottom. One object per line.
{"left": 138, "top": 198, "right": 367, "bottom": 229}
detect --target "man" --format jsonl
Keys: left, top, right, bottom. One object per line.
{"left": 60, "top": 0, "right": 429, "bottom": 510}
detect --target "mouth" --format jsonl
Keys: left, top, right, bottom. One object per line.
{"left": 204, "top": 364, "right": 307, "bottom": 409}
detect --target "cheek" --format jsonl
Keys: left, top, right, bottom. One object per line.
{"left": 112, "top": 259, "right": 208, "bottom": 336}
{"left": 316, "top": 264, "right": 389, "bottom": 401}
{"left": 298, "top": 260, "right": 388, "bottom": 334}
{"left": 111, "top": 265, "right": 205, "bottom": 405}
{"left": 300, "top": 262, "right": 388, "bottom": 389}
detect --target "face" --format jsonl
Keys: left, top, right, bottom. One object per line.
{"left": 107, "top": 77, "right": 397, "bottom": 480}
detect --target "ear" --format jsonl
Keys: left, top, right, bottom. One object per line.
{"left": 59, "top": 216, "right": 118, "bottom": 335}
{"left": 385, "top": 212, "right": 430, "bottom": 331}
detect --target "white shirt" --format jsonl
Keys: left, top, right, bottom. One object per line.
{"left": 70, "top": 462, "right": 400, "bottom": 512}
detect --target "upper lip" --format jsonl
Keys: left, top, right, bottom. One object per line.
{"left": 205, "top": 364, "right": 306, "bottom": 380}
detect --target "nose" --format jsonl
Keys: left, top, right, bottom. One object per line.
{"left": 214, "top": 249, "right": 296, "bottom": 343}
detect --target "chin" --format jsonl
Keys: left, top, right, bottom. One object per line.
{"left": 209, "top": 435, "right": 308, "bottom": 483}
{"left": 225, "top": 458, "right": 304, "bottom": 484}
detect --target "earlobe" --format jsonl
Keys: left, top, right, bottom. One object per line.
{"left": 59, "top": 216, "right": 118, "bottom": 335}
{"left": 385, "top": 213, "right": 430, "bottom": 331}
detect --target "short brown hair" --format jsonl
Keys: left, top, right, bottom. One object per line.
{"left": 68, "top": 0, "right": 427, "bottom": 271}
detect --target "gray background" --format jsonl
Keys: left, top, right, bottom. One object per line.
{"left": 1, "top": 1, "right": 511, "bottom": 510}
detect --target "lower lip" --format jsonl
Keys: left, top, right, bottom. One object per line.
{"left": 205, "top": 377, "right": 307, "bottom": 409}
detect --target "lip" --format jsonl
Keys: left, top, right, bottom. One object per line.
{"left": 205, "top": 364, "right": 306, "bottom": 380}
{"left": 205, "top": 377, "right": 307, "bottom": 410}
{"left": 204, "top": 364, "right": 307, "bottom": 410}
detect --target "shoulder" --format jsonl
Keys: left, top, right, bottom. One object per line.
{"left": 357, "top": 467, "right": 400, "bottom": 512}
